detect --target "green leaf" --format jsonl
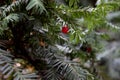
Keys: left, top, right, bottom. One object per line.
{"left": 70, "top": 32, "right": 75, "bottom": 43}
{"left": 74, "top": 33, "right": 79, "bottom": 44}
{"left": 69, "top": 0, "right": 74, "bottom": 7}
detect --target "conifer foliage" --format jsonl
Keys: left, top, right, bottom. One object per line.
{"left": 0, "top": 0, "right": 120, "bottom": 80}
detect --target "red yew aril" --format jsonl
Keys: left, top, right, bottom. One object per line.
{"left": 62, "top": 25, "right": 69, "bottom": 34}
{"left": 86, "top": 47, "right": 92, "bottom": 53}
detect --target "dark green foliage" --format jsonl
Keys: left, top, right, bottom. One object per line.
{"left": 0, "top": 0, "right": 120, "bottom": 80}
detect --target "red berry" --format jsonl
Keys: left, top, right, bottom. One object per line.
{"left": 62, "top": 25, "right": 69, "bottom": 34}
{"left": 86, "top": 47, "right": 92, "bottom": 53}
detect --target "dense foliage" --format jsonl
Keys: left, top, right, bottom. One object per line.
{"left": 0, "top": 0, "right": 120, "bottom": 80}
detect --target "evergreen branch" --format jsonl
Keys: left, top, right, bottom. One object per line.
{"left": 105, "top": 21, "right": 120, "bottom": 30}
{"left": 0, "top": 0, "right": 28, "bottom": 17}
{"left": 35, "top": 46, "right": 93, "bottom": 80}
{"left": 0, "top": 49, "right": 40, "bottom": 80}
{"left": 3, "top": 13, "right": 28, "bottom": 23}
{"left": 26, "top": 0, "right": 47, "bottom": 14}
{"left": 51, "top": 58, "right": 93, "bottom": 80}
{"left": 0, "top": 13, "right": 29, "bottom": 34}
{"left": 14, "top": 70, "right": 39, "bottom": 80}
{"left": 3, "top": 13, "right": 19, "bottom": 23}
